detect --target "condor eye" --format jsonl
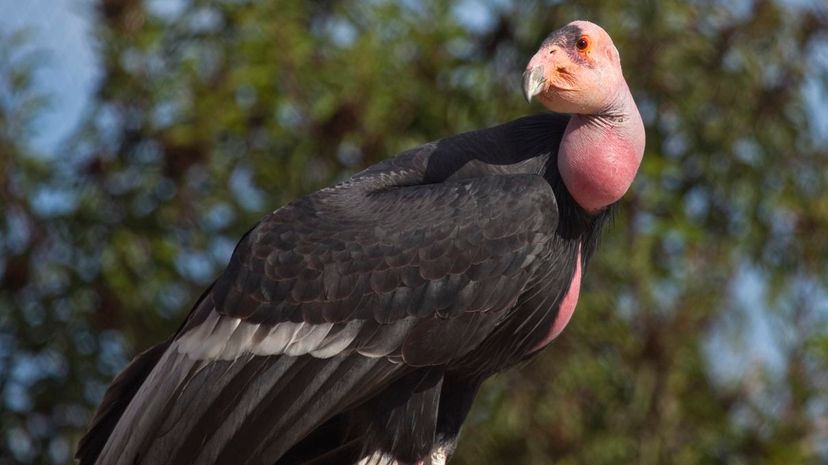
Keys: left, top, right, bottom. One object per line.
{"left": 576, "top": 36, "right": 590, "bottom": 51}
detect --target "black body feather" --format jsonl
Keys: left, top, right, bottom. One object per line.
{"left": 77, "top": 113, "right": 613, "bottom": 465}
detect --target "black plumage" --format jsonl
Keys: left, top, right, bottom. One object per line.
{"left": 77, "top": 113, "right": 613, "bottom": 465}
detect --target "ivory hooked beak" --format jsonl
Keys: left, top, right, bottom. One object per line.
{"left": 522, "top": 65, "right": 546, "bottom": 103}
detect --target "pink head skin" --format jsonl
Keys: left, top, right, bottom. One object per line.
{"left": 523, "top": 20, "right": 645, "bottom": 212}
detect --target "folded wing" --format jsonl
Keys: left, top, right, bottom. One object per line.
{"left": 84, "top": 172, "right": 560, "bottom": 465}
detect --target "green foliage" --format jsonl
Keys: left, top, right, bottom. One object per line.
{"left": 1, "top": 1, "right": 827, "bottom": 463}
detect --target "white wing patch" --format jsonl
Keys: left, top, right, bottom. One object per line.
{"left": 176, "top": 311, "right": 349, "bottom": 360}
{"left": 175, "top": 310, "right": 415, "bottom": 361}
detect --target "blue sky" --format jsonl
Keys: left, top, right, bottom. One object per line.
{"left": 0, "top": 0, "right": 98, "bottom": 155}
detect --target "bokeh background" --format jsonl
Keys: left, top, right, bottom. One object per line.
{"left": 2, "top": 0, "right": 828, "bottom": 464}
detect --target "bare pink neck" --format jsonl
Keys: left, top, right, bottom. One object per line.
{"left": 558, "top": 84, "right": 645, "bottom": 213}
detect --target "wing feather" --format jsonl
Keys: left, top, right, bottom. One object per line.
{"left": 87, "top": 127, "right": 570, "bottom": 464}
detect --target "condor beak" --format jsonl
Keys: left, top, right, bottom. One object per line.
{"left": 522, "top": 65, "right": 546, "bottom": 103}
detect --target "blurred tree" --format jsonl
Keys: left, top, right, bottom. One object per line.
{"left": 1, "top": 0, "right": 827, "bottom": 464}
